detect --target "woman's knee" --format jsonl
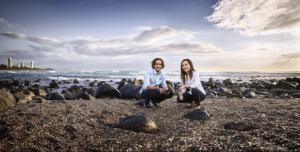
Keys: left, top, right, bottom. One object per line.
{"left": 177, "top": 95, "right": 183, "bottom": 102}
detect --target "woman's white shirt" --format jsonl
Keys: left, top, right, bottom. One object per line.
{"left": 180, "top": 71, "right": 206, "bottom": 95}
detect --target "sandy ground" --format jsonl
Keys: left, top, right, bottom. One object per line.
{"left": 0, "top": 97, "right": 300, "bottom": 151}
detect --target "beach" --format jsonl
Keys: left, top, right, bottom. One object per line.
{"left": 1, "top": 97, "right": 299, "bottom": 151}
{"left": 1, "top": 71, "right": 300, "bottom": 151}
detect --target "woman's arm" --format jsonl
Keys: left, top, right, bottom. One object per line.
{"left": 189, "top": 71, "right": 200, "bottom": 88}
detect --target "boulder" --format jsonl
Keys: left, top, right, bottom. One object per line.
{"left": 223, "top": 78, "right": 233, "bottom": 86}
{"left": 48, "top": 93, "right": 66, "bottom": 100}
{"left": 207, "top": 78, "right": 215, "bottom": 88}
{"left": 119, "top": 113, "right": 159, "bottom": 133}
{"left": 245, "top": 92, "right": 255, "bottom": 98}
{"left": 67, "top": 87, "right": 75, "bottom": 93}
{"left": 121, "top": 78, "right": 127, "bottom": 82}
{"left": 12, "top": 80, "right": 21, "bottom": 86}
{"left": 215, "top": 82, "right": 224, "bottom": 88}
{"left": 49, "top": 82, "right": 60, "bottom": 88}
{"left": 61, "top": 90, "right": 70, "bottom": 94}
{"left": 13, "top": 91, "right": 32, "bottom": 102}
{"left": 35, "top": 79, "right": 42, "bottom": 82}
{"left": 133, "top": 79, "right": 143, "bottom": 86}
{"left": 285, "top": 77, "right": 293, "bottom": 82}
{"left": 119, "top": 84, "right": 142, "bottom": 100}
{"left": 94, "top": 84, "right": 121, "bottom": 98}
{"left": 64, "top": 93, "right": 76, "bottom": 100}
{"left": 97, "top": 81, "right": 106, "bottom": 87}
{"left": 0, "top": 88, "right": 16, "bottom": 112}
{"left": 73, "top": 79, "right": 79, "bottom": 84}
{"left": 292, "top": 77, "right": 300, "bottom": 84}
{"left": 17, "top": 99, "right": 29, "bottom": 105}
{"left": 72, "top": 85, "right": 81, "bottom": 91}
{"left": 275, "top": 80, "right": 296, "bottom": 90}
{"left": 216, "top": 87, "right": 230, "bottom": 96}
{"left": 166, "top": 80, "right": 175, "bottom": 89}
{"left": 290, "top": 93, "right": 300, "bottom": 98}
{"left": 86, "top": 87, "right": 96, "bottom": 96}
{"left": 73, "top": 91, "right": 96, "bottom": 100}
{"left": 117, "top": 81, "right": 127, "bottom": 90}
{"left": 25, "top": 82, "right": 33, "bottom": 86}
{"left": 224, "top": 122, "right": 258, "bottom": 131}
{"left": 28, "top": 88, "right": 47, "bottom": 96}
{"left": 32, "top": 84, "right": 41, "bottom": 88}
{"left": 89, "top": 82, "right": 96, "bottom": 87}
{"left": 183, "top": 109, "right": 209, "bottom": 121}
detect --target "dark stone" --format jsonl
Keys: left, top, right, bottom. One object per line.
{"left": 242, "top": 88, "right": 256, "bottom": 96}
{"left": 223, "top": 78, "right": 233, "bottom": 86}
{"left": 133, "top": 79, "right": 143, "bottom": 86}
{"left": 286, "top": 77, "right": 293, "bottom": 82}
{"left": 224, "top": 122, "right": 258, "bottom": 131}
{"left": 119, "top": 113, "right": 159, "bottom": 133}
{"left": 32, "top": 84, "right": 41, "bottom": 88}
{"left": 119, "top": 84, "right": 142, "bottom": 100}
{"left": 49, "top": 82, "right": 60, "bottom": 88}
{"left": 64, "top": 93, "right": 76, "bottom": 100}
{"left": 97, "top": 81, "right": 106, "bottom": 87}
{"left": 86, "top": 87, "right": 96, "bottom": 96}
{"left": 128, "top": 79, "right": 133, "bottom": 84}
{"left": 117, "top": 81, "right": 127, "bottom": 90}
{"left": 121, "top": 78, "right": 127, "bottom": 82}
{"left": 265, "top": 83, "right": 275, "bottom": 91}
{"left": 58, "top": 81, "right": 64, "bottom": 84}
{"left": 51, "top": 80, "right": 56, "bottom": 83}
{"left": 28, "top": 88, "right": 47, "bottom": 96}
{"left": 292, "top": 77, "right": 300, "bottom": 84}
{"left": 245, "top": 92, "right": 255, "bottom": 98}
{"left": 25, "top": 82, "right": 33, "bottom": 86}
{"left": 290, "top": 93, "right": 300, "bottom": 98}
{"left": 12, "top": 80, "right": 20, "bottom": 86}
{"left": 67, "top": 87, "right": 75, "bottom": 93}
{"left": 48, "top": 93, "right": 66, "bottom": 100}
{"left": 73, "top": 91, "right": 95, "bottom": 100}
{"left": 256, "top": 84, "right": 265, "bottom": 90}
{"left": 216, "top": 87, "right": 231, "bottom": 96}
{"left": 183, "top": 109, "right": 209, "bottom": 121}
{"left": 0, "top": 88, "right": 16, "bottom": 112}
{"left": 73, "top": 79, "right": 79, "bottom": 84}
{"left": 207, "top": 79, "right": 215, "bottom": 88}
{"left": 35, "top": 79, "right": 42, "bottom": 82}
{"left": 89, "top": 82, "right": 96, "bottom": 87}
{"left": 94, "top": 83, "right": 121, "bottom": 98}
{"left": 61, "top": 90, "right": 70, "bottom": 94}
{"left": 275, "top": 80, "right": 296, "bottom": 90}
{"left": 72, "top": 85, "right": 81, "bottom": 91}
{"left": 215, "top": 82, "right": 224, "bottom": 88}
{"left": 264, "top": 92, "right": 276, "bottom": 98}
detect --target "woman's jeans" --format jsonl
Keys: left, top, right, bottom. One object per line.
{"left": 177, "top": 88, "right": 206, "bottom": 106}
{"left": 141, "top": 90, "right": 174, "bottom": 105}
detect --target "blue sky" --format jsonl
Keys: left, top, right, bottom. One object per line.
{"left": 0, "top": 0, "right": 299, "bottom": 71}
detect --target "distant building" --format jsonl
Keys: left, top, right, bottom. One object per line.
{"left": 17, "top": 63, "right": 20, "bottom": 68}
{"left": 8, "top": 57, "right": 12, "bottom": 67}
{"left": 31, "top": 61, "right": 33, "bottom": 69}
{"left": 20, "top": 62, "right": 24, "bottom": 67}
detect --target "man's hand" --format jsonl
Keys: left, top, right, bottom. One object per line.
{"left": 163, "top": 87, "right": 169, "bottom": 95}
{"left": 179, "top": 95, "right": 183, "bottom": 100}
{"left": 179, "top": 86, "right": 185, "bottom": 91}
{"left": 159, "top": 88, "right": 165, "bottom": 94}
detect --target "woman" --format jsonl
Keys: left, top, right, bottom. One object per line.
{"left": 177, "top": 59, "right": 206, "bottom": 109}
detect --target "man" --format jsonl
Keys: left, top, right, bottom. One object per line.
{"left": 140, "top": 58, "right": 174, "bottom": 109}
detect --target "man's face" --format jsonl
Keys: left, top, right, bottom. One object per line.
{"left": 154, "top": 60, "right": 163, "bottom": 73}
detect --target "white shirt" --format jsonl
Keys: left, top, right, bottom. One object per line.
{"left": 180, "top": 71, "right": 206, "bottom": 95}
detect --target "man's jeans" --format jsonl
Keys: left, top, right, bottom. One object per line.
{"left": 141, "top": 90, "right": 174, "bottom": 105}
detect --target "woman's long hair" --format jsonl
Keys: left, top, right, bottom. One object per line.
{"left": 180, "top": 59, "right": 196, "bottom": 84}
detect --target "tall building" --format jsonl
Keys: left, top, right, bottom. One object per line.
{"left": 31, "top": 61, "right": 33, "bottom": 69}
{"left": 17, "top": 63, "right": 20, "bottom": 68}
{"left": 8, "top": 57, "right": 12, "bottom": 67}
{"left": 20, "top": 62, "right": 24, "bottom": 67}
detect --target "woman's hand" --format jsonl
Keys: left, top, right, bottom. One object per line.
{"left": 179, "top": 86, "right": 185, "bottom": 91}
{"left": 179, "top": 95, "right": 183, "bottom": 100}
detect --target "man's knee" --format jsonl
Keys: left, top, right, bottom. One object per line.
{"left": 143, "top": 90, "right": 155, "bottom": 99}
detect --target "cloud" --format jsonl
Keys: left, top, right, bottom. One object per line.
{"left": 252, "top": 48, "right": 268, "bottom": 52}
{"left": 1, "top": 26, "right": 221, "bottom": 57}
{"left": 0, "top": 18, "right": 26, "bottom": 32}
{"left": 281, "top": 52, "right": 300, "bottom": 59}
{"left": 206, "top": 0, "right": 300, "bottom": 36}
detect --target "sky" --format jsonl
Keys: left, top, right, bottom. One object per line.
{"left": 0, "top": 0, "right": 299, "bottom": 71}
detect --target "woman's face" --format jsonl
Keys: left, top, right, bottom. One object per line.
{"left": 182, "top": 61, "right": 190, "bottom": 73}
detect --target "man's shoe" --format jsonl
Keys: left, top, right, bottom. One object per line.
{"left": 144, "top": 101, "right": 152, "bottom": 109}
{"left": 150, "top": 100, "right": 159, "bottom": 107}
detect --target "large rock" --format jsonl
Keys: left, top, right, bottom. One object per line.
{"left": 73, "top": 79, "right": 79, "bottom": 84}
{"left": 12, "top": 91, "right": 32, "bottom": 102}
{"left": 49, "top": 82, "right": 60, "bottom": 88}
{"left": 292, "top": 77, "right": 300, "bottom": 84}
{"left": 73, "top": 91, "right": 96, "bottom": 100}
{"left": 275, "top": 80, "right": 296, "bottom": 90}
{"left": 48, "top": 93, "right": 66, "bottom": 100}
{"left": 183, "top": 109, "right": 209, "bottom": 121}
{"left": 117, "top": 81, "right": 127, "bottom": 90}
{"left": 97, "top": 81, "right": 106, "bottom": 87}
{"left": 119, "top": 84, "right": 142, "bottom": 100}
{"left": 0, "top": 88, "right": 16, "bottom": 112}
{"left": 224, "top": 122, "right": 258, "bottom": 131}
{"left": 64, "top": 93, "right": 76, "bottom": 100}
{"left": 119, "top": 113, "right": 159, "bottom": 133}
{"left": 223, "top": 79, "right": 233, "bottom": 86}
{"left": 61, "top": 90, "right": 70, "bottom": 94}
{"left": 11, "top": 80, "right": 21, "bottom": 86}
{"left": 245, "top": 92, "right": 255, "bottom": 98}
{"left": 28, "top": 88, "right": 47, "bottom": 96}
{"left": 32, "top": 84, "right": 41, "bottom": 88}
{"left": 86, "top": 87, "right": 96, "bottom": 96}
{"left": 216, "top": 87, "right": 231, "bottom": 96}
{"left": 72, "top": 85, "right": 81, "bottom": 91}
{"left": 94, "top": 84, "right": 121, "bottom": 98}
{"left": 133, "top": 79, "right": 143, "bottom": 86}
